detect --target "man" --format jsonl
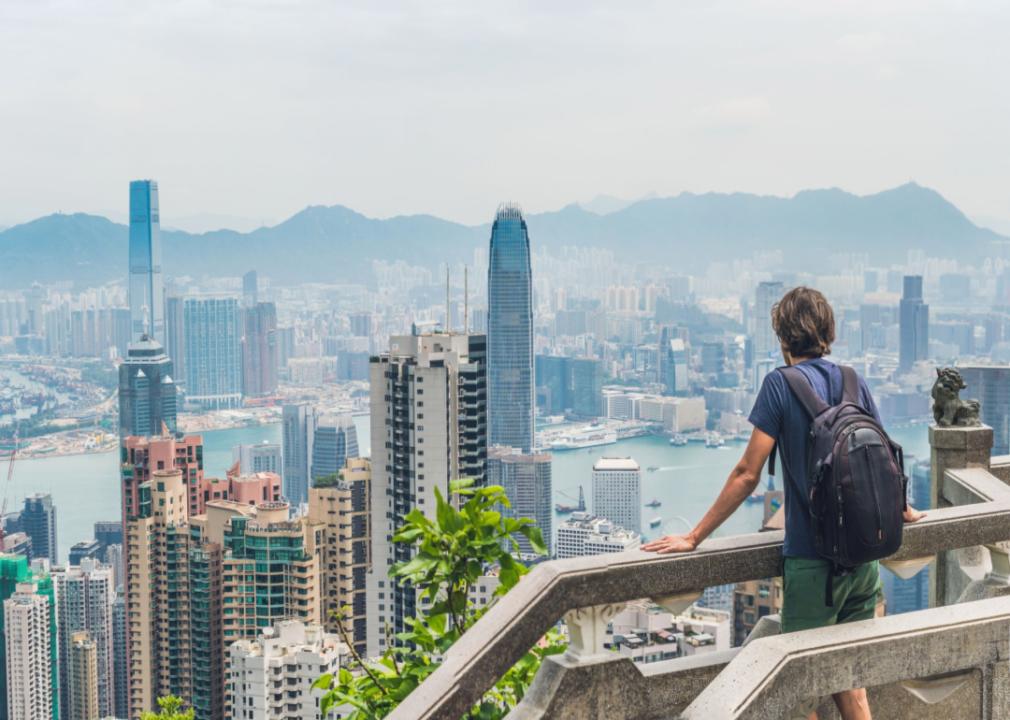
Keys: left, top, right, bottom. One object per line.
{"left": 643, "top": 286, "right": 924, "bottom": 720}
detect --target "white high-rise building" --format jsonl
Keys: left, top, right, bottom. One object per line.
{"left": 225, "top": 620, "right": 347, "bottom": 720}
{"left": 591, "top": 457, "right": 642, "bottom": 535}
{"left": 366, "top": 332, "right": 487, "bottom": 658}
{"left": 556, "top": 512, "right": 641, "bottom": 558}
{"left": 4, "top": 584, "right": 54, "bottom": 720}
{"left": 234, "top": 442, "right": 283, "bottom": 475}
{"left": 53, "top": 558, "right": 115, "bottom": 718}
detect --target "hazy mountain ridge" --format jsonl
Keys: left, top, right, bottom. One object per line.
{"left": 0, "top": 183, "right": 1003, "bottom": 288}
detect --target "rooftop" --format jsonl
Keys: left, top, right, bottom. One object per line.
{"left": 593, "top": 456, "right": 640, "bottom": 472}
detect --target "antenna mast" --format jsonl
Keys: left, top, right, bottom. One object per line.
{"left": 463, "top": 266, "right": 469, "bottom": 333}
{"left": 445, "top": 265, "right": 451, "bottom": 333}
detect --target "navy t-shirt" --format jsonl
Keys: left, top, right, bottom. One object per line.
{"left": 748, "top": 358, "right": 882, "bottom": 559}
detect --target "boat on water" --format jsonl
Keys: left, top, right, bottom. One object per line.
{"left": 649, "top": 517, "right": 662, "bottom": 528}
{"left": 546, "top": 429, "right": 618, "bottom": 451}
{"left": 646, "top": 466, "right": 659, "bottom": 473}
{"left": 645, "top": 498, "right": 661, "bottom": 508}
{"left": 669, "top": 434, "right": 688, "bottom": 447}
{"left": 704, "top": 432, "right": 725, "bottom": 449}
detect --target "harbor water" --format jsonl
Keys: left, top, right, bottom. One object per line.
{"left": 8, "top": 417, "right": 929, "bottom": 564}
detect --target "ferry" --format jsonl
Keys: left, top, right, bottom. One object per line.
{"left": 669, "top": 434, "right": 688, "bottom": 447}
{"left": 649, "top": 517, "right": 662, "bottom": 528}
{"left": 646, "top": 466, "right": 659, "bottom": 473}
{"left": 644, "top": 498, "right": 661, "bottom": 508}
{"left": 704, "top": 433, "right": 725, "bottom": 449}
{"left": 546, "top": 429, "right": 618, "bottom": 451}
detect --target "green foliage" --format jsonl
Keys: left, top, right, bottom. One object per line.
{"left": 141, "top": 696, "right": 194, "bottom": 720}
{"left": 317, "top": 479, "right": 564, "bottom": 719}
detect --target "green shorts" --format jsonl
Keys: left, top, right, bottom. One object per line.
{"left": 781, "top": 558, "right": 882, "bottom": 633}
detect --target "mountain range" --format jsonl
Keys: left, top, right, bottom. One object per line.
{"left": 0, "top": 183, "right": 1004, "bottom": 288}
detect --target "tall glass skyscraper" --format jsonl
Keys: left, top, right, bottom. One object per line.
{"left": 128, "top": 180, "right": 164, "bottom": 342}
{"left": 183, "top": 298, "right": 242, "bottom": 410}
{"left": 487, "top": 204, "right": 534, "bottom": 453}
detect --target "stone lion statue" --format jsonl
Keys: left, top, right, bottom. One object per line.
{"left": 931, "top": 367, "right": 981, "bottom": 427}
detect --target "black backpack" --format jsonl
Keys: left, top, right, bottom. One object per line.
{"left": 773, "top": 364, "right": 908, "bottom": 606}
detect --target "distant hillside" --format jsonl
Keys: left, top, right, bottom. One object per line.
{"left": 0, "top": 183, "right": 1003, "bottom": 288}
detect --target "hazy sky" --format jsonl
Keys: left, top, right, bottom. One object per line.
{"left": 2, "top": 0, "right": 1009, "bottom": 232}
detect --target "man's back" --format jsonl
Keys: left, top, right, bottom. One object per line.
{"left": 748, "top": 357, "right": 882, "bottom": 558}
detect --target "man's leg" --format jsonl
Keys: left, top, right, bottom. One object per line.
{"left": 829, "top": 563, "right": 881, "bottom": 720}
{"left": 833, "top": 688, "right": 871, "bottom": 719}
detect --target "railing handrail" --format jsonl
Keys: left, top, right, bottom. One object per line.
{"left": 391, "top": 492, "right": 1010, "bottom": 720}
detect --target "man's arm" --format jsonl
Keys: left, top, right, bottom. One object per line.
{"left": 642, "top": 427, "right": 776, "bottom": 554}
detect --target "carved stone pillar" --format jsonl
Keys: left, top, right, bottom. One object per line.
{"left": 563, "top": 603, "right": 625, "bottom": 662}
{"left": 930, "top": 424, "right": 993, "bottom": 607}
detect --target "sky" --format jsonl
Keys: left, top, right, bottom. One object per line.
{"left": 2, "top": 0, "right": 1009, "bottom": 232}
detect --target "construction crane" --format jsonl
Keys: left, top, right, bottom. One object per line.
{"left": 0, "top": 430, "right": 17, "bottom": 546}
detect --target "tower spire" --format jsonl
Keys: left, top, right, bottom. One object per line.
{"left": 464, "top": 265, "right": 469, "bottom": 333}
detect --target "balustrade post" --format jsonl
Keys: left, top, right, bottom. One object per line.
{"left": 562, "top": 603, "right": 625, "bottom": 661}
{"left": 930, "top": 424, "right": 993, "bottom": 607}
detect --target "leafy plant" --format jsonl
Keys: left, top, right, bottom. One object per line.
{"left": 316, "top": 479, "right": 565, "bottom": 719}
{"left": 142, "top": 696, "right": 195, "bottom": 720}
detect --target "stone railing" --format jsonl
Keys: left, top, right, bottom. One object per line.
{"left": 391, "top": 425, "right": 1010, "bottom": 720}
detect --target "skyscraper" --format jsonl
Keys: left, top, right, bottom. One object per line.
{"left": 164, "top": 296, "right": 187, "bottom": 386}
{"left": 310, "top": 415, "right": 360, "bottom": 484}
{"left": 899, "top": 275, "right": 929, "bottom": 371}
{"left": 53, "top": 559, "right": 115, "bottom": 718}
{"left": 592, "top": 457, "right": 642, "bottom": 535}
{"left": 117, "top": 334, "right": 177, "bottom": 438}
{"left": 188, "top": 500, "right": 322, "bottom": 718}
{"left": 241, "top": 302, "right": 278, "bottom": 397}
{"left": 183, "top": 297, "right": 242, "bottom": 409}
{"left": 124, "top": 469, "right": 191, "bottom": 718}
{"left": 121, "top": 433, "right": 204, "bottom": 521}
{"left": 0, "top": 556, "right": 58, "bottom": 720}
{"left": 534, "top": 355, "right": 603, "bottom": 418}
{"left": 282, "top": 404, "right": 317, "bottom": 507}
{"left": 367, "top": 332, "right": 487, "bottom": 657}
{"left": 242, "top": 269, "right": 258, "bottom": 308}
{"left": 4, "top": 585, "right": 54, "bottom": 720}
{"left": 68, "top": 632, "right": 99, "bottom": 720}
{"left": 487, "top": 204, "right": 534, "bottom": 453}
{"left": 226, "top": 621, "right": 344, "bottom": 720}
{"left": 660, "top": 329, "right": 689, "bottom": 396}
{"left": 21, "top": 495, "right": 57, "bottom": 565}
{"left": 129, "top": 180, "right": 164, "bottom": 342}
{"left": 488, "top": 447, "right": 552, "bottom": 557}
{"left": 753, "top": 281, "right": 785, "bottom": 364}
{"left": 233, "top": 442, "right": 282, "bottom": 475}
{"left": 308, "top": 458, "right": 371, "bottom": 657}
{"left": 111, "top": 596, "right": 128, "bottom": 720}
{"left": 957, "top": 366, "right": 1010, "bottom": 455}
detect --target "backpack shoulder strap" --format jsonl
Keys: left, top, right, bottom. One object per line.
{"left": 839, "top": 365, "right": 860, "bottom": 405}
{"left": 778, "top": 366, "right": 829, "bottom": 419}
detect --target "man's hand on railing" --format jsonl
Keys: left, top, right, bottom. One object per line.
{"left": 642, "top": 533, "right": 698, "bottom": 554}
{"left": 903, "top": 505, "right": 927, "bottom": 523}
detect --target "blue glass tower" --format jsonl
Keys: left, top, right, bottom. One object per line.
{"left": 487, "top": 204, "right": 534, "bottom": 453}
{"left": 129, "top": 180, "right": 164, "bottom": 342}
{"left": 183, "top": 298, "right": 242, "bottom": 409}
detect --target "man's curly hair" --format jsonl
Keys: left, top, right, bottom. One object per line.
{"left": 770, "top": 286, "right": 835, "bottom": 359}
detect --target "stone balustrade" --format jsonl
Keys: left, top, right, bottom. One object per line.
{"left": 391, "top": 424, "right": 1010, "bottom": 720}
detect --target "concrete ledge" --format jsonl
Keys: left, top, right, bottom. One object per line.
{"left": 507, "top": 650, "right": 736, "bottom": 720}
{"left": 680, "top": 596, "right": 1010, "bottom": 719}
